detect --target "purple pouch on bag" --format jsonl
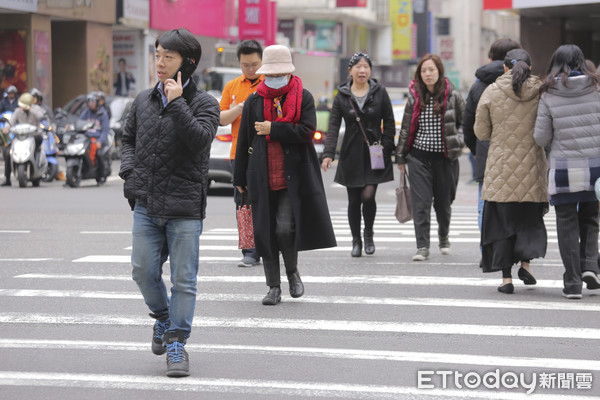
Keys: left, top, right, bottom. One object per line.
{"left": 369, "top": 144, "right": 384, "bottom": 169}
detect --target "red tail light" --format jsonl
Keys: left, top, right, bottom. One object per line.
{"left": 313, "top": 131, "right": 322, "bottom": 141}
{"left": 216, "top": 134, "right": 233, "bottom": 142}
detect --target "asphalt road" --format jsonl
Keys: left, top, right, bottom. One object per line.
{"left": 0, "top": 154, "right": 599, "bottom": 399}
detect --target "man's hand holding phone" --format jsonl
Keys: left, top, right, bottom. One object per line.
{"left": 164, "top": 71, "right": 183, "bottom": 103}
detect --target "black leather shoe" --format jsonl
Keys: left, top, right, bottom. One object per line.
{"left": 518, "top": 267, "right": 536, "bottom": 285}
{"left": 262, "top": 287, "right": 281, "bottom": 305}
{"left": 288, "top": 271, "right": 304, "bottom": 298}
{"left": 497, "top": 283, "right": 514, "bottom": 294}
{"left": 351, "top": 238, "right": 362, "bottom": 257}
{"left": 1, "top": 180, "right": 10, "bottom": 187}
{"left": 364, "top": 230, "right": 375, "bottom": 255}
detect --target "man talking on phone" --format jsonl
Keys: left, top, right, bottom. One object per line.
{"left": 119, "top": 28, "right": 219, "bottom": 377}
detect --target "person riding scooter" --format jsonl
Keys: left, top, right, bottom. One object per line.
{"left": 79, "top": 92, "right": 110, "bottom": 184}
{"left": 2, "top": 93, "right": 45, "bottom": 186}
{"left": 30, "top": 88, "right": 54, "bottom": 120}
{"left": 0, "top": 85, "right": 19, "bottom": 113}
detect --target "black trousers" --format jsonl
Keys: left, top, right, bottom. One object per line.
{"left": 95, "top": 143, "right": 110, "bottom": 179}
{"left": 555, "top": 201, "right": 600, "bottom": 294}
{"left": 2, "top": 145, "right": 10, "bottom": 180}
{"left": 263, "top": 189, "right": 297, "bottom": 287}
{"left": 407, "top": 154, "right": 459, "bottom": 249}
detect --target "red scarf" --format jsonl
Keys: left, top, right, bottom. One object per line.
{"left": 255, "top": 75, "right": 303, "bottom": 191}
{"left": 256, "top": 75, "right": 303, "bottom": 123}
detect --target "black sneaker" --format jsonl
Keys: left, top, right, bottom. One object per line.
{"left": 562, "top": 290, "right": 582, "bottom": 300}
{"left": 151, "top": 315, "right": 170, "bottom": 355}
{"left": 582, "top": 271, "right": 600, "bottom": 290}
{"left": 164, "top": 333, "right": 189, "bottom": 377}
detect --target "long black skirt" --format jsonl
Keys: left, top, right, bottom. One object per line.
{"left": 480, "top": 201, "right": 547, "bottom": 273}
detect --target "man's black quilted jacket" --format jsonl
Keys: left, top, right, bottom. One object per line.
{"left": 119, "top": 79, "right": 219, "bottom": 219}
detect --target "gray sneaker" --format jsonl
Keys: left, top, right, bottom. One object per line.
{"left": 237, "top": 256, "right": 260, "bottom": 268}
{"left": 439, "top": 236, "right": 451, "bottom": 255}
{"left": 412, "top": 248, "right": 430, "bottom": 261}
{"left": 151, "top": 315, "right": 170, "bottom": 355}
{"left": 164, "top": 331, "right": 189, "bottom": 377}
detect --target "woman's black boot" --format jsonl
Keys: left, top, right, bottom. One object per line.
{"left": 364, "top": 229, "right": 375, "bottom": 255}
{"left": 351, "top": 237, "right": 362, "bottom": 257}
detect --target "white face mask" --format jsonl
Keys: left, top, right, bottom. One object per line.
{"left": 264, "top": 75, "right": 288, "bottom": 89}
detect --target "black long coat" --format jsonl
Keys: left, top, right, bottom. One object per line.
{"left": 463, "top": 60, "right": 504, "bottom": 183}
{"left": 322, "top": 79, "right": 395, "bottom": 187}
{"left": 233, "top": 87, "right": 337, "bottom": 259}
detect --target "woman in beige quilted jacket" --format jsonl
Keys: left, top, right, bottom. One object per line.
{"left": 474, "top": 49, "right": 548, "bottom": 294}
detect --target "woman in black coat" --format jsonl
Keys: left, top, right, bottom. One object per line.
{"left": 234, "top": 45, "right": 336, "bottom": 306}
{"left": 322, "top": 52, "right": 395, "bottom": 257}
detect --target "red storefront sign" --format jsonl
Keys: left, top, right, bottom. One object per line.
{"left": 149, "top": 0, "right": 233, "bottom": 38}
{"left": 337, "top": 0, "right": 367, "bottom": 6}
{"left": 238, "top": 0, "right": 277, "bottom": 45}
{"left": 483, "top": 0, "right": 512, "bottom": 9}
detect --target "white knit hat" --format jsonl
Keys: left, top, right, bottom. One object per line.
{"left": 256, "top": 45, "right": 295, "bottom": 75}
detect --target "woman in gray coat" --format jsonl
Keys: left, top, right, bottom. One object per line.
{"left": 534, "top": 44, "right": 600, "bottom": 299}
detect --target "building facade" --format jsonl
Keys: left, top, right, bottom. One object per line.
{"left": 0, "top": 0, "right": 117, "bottom": 109}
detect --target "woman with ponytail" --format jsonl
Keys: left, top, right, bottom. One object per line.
{"left": 234, "top": 45, "right": 336, "bottom": 306}
{"left": 474, "top": 48, "right": 548, "bottom": 294}
{"left": 534, "top": 44, "right": 600, "bottom": 299}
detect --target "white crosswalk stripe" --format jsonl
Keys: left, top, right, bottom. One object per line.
{"left": 2, "top": 204, "right": 598, "bottom": 399}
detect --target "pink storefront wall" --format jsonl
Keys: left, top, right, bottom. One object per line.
{"left": 149, "top": 0, "right": 235, "bottom": 39}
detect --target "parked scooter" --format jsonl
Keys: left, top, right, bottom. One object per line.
{"left": 61, "top": 120, "right": 113, "bottom": 188}
{"left": 9, "top": 123, "right": 47, "bottom": 188}
{"left": 41, "top": 120, "right": 60, "bottom": 182}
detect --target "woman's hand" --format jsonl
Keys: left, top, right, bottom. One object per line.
{"left": 322, "top": 157, "right": 333, "bottom": 172}
{"left": 255, "top": 121, "right": 271, "bottom": 136}
{"left": 236, "top": 186, "right": 246, "bottom": 193}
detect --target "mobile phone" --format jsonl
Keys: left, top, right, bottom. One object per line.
{"left": 173, "top": 58, "right": 196, "bottom": 83}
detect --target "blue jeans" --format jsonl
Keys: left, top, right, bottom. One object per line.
{"left": 131, "top": 202, "right": 203, "bottom": 335}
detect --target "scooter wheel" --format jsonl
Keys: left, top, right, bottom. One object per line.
{"left": 17, "top": 164, "right": 27, "bottom": 188}
{"left": 42, "top": 163, "right": 59, "bottom": 182}
{"left": 66, "top": 165, "right": 81, "bottom": 188}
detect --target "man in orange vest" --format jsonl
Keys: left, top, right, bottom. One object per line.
{"left": 220, "top": 40, "right": 264, "bottom": 267}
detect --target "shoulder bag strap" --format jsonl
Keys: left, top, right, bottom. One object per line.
{"left": 348, "top": 97, "right": 382, "bottom": 146}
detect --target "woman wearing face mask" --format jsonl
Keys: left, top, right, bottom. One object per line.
{"left": 234, "top": 45, "right": 336, "bottom": 306}
{"left": 321, "top": 52, "right": 395, "bottom": 257}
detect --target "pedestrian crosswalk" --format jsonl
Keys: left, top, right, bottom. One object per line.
{"left": 1, "top": 204, "right": 599, "bottom": 399}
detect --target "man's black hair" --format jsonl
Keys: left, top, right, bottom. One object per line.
{"left": 155, "top": 28, "right": 202, "bottom": 66}
{"left": 118, "top": 58, "right": 126, "bottom": 64}
{"left": 488, "top": 38, "right": 521, "bottom": 61}
{"left": 236, "top": 40, "right": 262, "bottom": 60}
